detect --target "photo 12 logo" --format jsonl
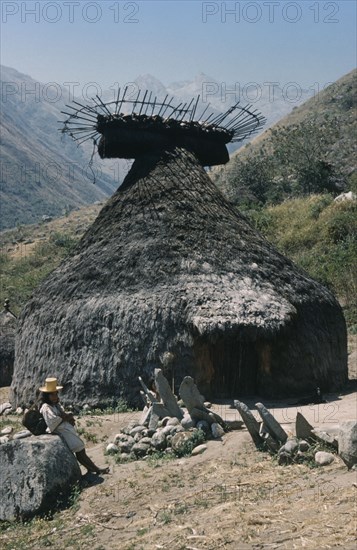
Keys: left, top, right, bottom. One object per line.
{"left": 201, "top": 2, "right": 340, "bottom": 24}
{"left": 200, "top": 80, "right": 331, "bottom": 104}
{"left": 0, "top": 159, "right": 124, "bottom": 186}
{"left": 1, "top": 2, "right": 140, "bottom": 24}
{"left": 1, "top": 80, "right": 146, "bottom": 104}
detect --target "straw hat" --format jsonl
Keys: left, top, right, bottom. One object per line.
{"left": 39, "top": 377, "right": 63, "bottom": 393}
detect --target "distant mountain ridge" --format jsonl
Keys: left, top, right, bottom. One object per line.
{"left": 133, "top": 72, "right": 314, "bottom": 143}
{"left": 1, "top": 65, "right": 313, "bottom": 230}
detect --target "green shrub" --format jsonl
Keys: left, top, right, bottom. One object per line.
{"left": 252, "top": 195, "right": 357, "bottom": 329}
{"left": 323, "top": 202, "right": 357, "bottom": 243}
{"left": 49, "top": 232, "right": 77, "bottom": 251}
{"left": 308, "top": 194, "right": 333, "bottom": 219}
{"left": 173, "top": 429, "right": 206, "bottom": 458}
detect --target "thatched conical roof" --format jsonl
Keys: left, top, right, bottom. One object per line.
{"left": 11, "top": 147, "right": 347, "bottom": 407}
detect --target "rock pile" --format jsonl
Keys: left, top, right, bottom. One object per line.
{"left": 106, "top": 369, "right": 227, "bottom": 460}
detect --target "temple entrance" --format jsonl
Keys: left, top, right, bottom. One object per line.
{"left": 193, "top": 336, "right": 259, "bottom": 398}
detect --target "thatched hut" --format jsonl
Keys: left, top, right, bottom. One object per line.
{"left": 0, "top": 302, "right": 17, "bottom": 387}
{"left": 12, "top": 146, "right": 347, "bottom": 407}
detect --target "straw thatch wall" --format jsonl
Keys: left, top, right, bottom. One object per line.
{"left": 11, "top": 147, "right": 347, "bottom": 407}
{"left": 0, "top": 310, "right": 17, "bottom": 387}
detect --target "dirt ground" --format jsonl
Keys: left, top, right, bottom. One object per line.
{"left": 0, "top": 342, "right": 356, "bottom": 550}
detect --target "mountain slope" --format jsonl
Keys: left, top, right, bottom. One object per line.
{"left": 213, "top": 69, "right": 357, "bottom": 192}
{"left": 0, "top": 65, "right": 117, "bottom": 230}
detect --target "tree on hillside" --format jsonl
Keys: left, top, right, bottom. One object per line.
{"left": 269, "top": 116, "right": 345, "bottom": 195}
{"left": 217, "top": 115, "right": 346, "bottom": 208}
{"left": 224, "top": 153, "right": 276, "bottom": 206}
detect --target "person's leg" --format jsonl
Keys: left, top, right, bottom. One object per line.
{"left": 75, "top": 449, "right": 109, "bottom": 474}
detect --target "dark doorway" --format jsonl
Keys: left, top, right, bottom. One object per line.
{"left": 194, "top": 336, "right": 258, "bottom": 398}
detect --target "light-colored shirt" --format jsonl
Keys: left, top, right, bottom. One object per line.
{"left": 40, "top": 402, "right": 84, "bottom": 453}
{"left": 40, "top": 402, "right": 64, "bottom": 432}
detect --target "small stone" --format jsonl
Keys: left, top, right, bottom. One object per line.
{"left": 151, "top": 431, "right": 167, "bottom": 451}
{"left": 161, "top": 417, "right": 171, "bottom": 426}
{"left": 299, "top": 440, "right": 310, "bottom": 452}
{"left": 114, "top": 432, "right": 127, "bottom": 443}
{"left": 126, "top": 420, "right": 140, "bottom": 433}
{"left": 312, "top": 428, "right": 338, "bottom": 449}
{"left": 173, "top": 425, "right": 185, "bottom": 433}
{"left": 139, "top": 437, "right": 152, "bottom": 445}
{"left": 171, "top": 431, "right": 191, "bottom": 452}
{"left": 0, "top": 403, "right": 12, "bottom": 415}
{"left": 181, "top": 413, "right": 195, "bottom": 429}
{"left": 225, "top": 420, "right": 244, "bottom": 430}
{"left": 211, "top": 423, "right": 224, "bottom": 439}
{"left": 278, "top": 451, "right": 293, "bottom": 465}
{"left": 118, "top": 452, "right": 130, "bottom": 461}
{"left": 315, "top": 451, "right": 335, "bottom": 466}
{"left": 13, "top": 430, "right": 32, "bottom": 440}
{"left": 283, "top": 439, "right": 299, "bottom": 454}
{"left": 191, "top": 444, "right": 207, "bottom": 455}
{"left": 131, "top": 442, "right": 150, "bottom": 457}
{"left": 15, "top": 407, "right": 23, "bottom": 415}
{"left": 295, "top": 450, "right": 307, "bottom": 463}
{"left": 3, "top": 409, "right": 13, "bottom": 416}
{"left": 129, "top": 425, "right": 146, "bottom": 437}
{"left": 167, "top": 417, "right": 180, "bottom": 427}
{"left": 1, "top": 427, "right": 13, "bottom": 435}
{"left": 106, "top": 443, "right": 119, "bottom": 454}
{"left": 118, "top": 437, "right": 135, "bottom": 453}
{"left": 204, "top": 402, "right": 212, "bottom": 409}
{"left": 0, "top": 436, "right": 10, "bottom": 444}
{"left": 196, "top": 420, "right": 210, "bottom": 435}
{"left": 164, "top": 447, "right": 175, "bottom": 456}
{"left": 162, "top": 425, "right": 176, "bottom": 435}
{"left": 83, "top": 404, "right": 90, "bottom": 411}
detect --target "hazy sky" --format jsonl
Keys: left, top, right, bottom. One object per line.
{"left": 1, "top": 0, "right": 356, "bottom": 91}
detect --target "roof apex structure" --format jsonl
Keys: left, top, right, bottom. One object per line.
{"left": 61, "top": 91, "right": 266, "bottom": 166}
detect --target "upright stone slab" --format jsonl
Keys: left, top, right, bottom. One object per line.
{"left": 179, "top": 376, "right": 206, "bottom": 408}
{"left": 138, "top": 377, "right": 158, "bottom": 404}
{"left": 234, "top": 400, "right": 263, "bottom": 448}
{"left": 179, "top": 377, "right": 224, "bottom": 425}
{"left": 295, "top": 412, "right": 315, "bottom": 440}
{"left": 255, "top": 402, "right": 288, "bottom": 443}
{"left": 148, "top": 402, "right": 171, "bottom": 430}
{"left": 154, "top": 369, "right": 183, "bottom": 419}
{"left": 0, "top": 435, "right": 81, "bottom": 521}
{"left": 339, "top": 421, "right": 357, "bottom": 469}
{"left": 139, "top": 405, "right": 152, "bottom": 426}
